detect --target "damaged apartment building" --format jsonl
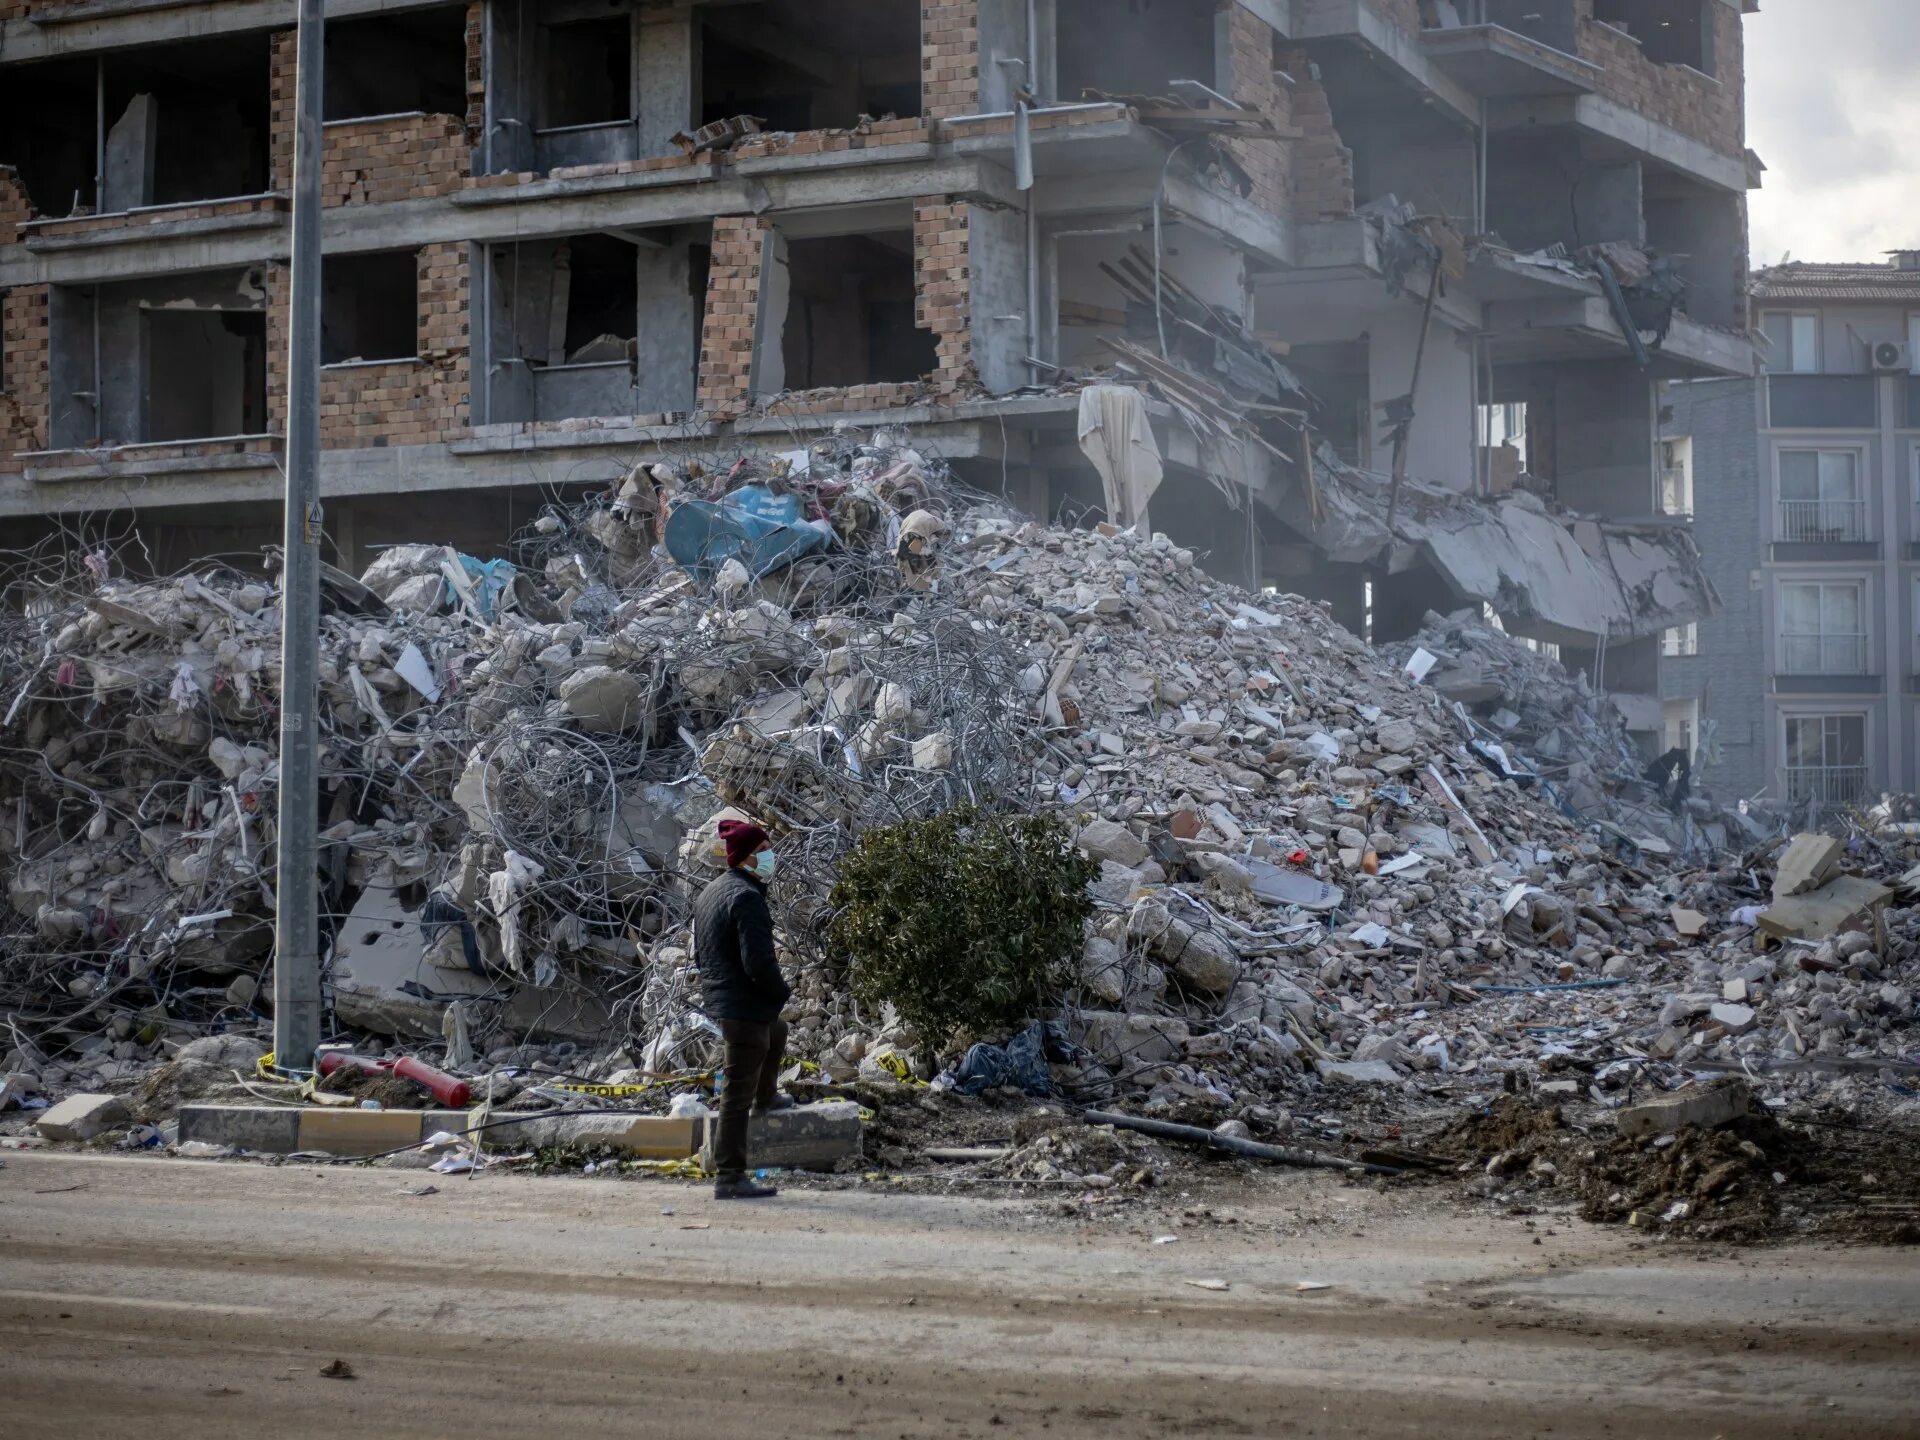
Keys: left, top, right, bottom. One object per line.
{"left": 1, "top": 0, "right": 1758, "bottom": 744}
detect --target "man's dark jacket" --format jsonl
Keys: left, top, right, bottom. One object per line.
{"left": 692, "top": 867, "right": 791, "bottom": 1023}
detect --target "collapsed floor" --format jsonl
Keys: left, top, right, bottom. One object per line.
{"left": 1, "top": 431, "right": 1916, "bottom": 1239}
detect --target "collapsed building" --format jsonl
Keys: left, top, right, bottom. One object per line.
{"left": 2, "top": 0, "right": 1758, "bottom": 751}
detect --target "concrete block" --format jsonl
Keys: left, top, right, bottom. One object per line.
{"left": 1709, "top": 1002, "right": 1756, "bottom": 1034}
{"left": 482, "top": 1112, "right": 699, "bottom": 1158}
{"left": 1616, "top": 1080, "right": 1750, "bottom": 1138}
{"left": 698, "top": 1101, "right": 863, "bottom": 1173}
{"left": 176, "top": 1104, "right": 303, "bottom": 1153}
{"left": 34, "top": 1092, "right": 128, "bottom": 1141}
{"left": 297, "top": 1108, "right": 431, "bottom": 1156}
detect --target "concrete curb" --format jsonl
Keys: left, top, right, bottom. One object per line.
{"left": 175, "top": 1102, "right": 863, "bottom": 1166}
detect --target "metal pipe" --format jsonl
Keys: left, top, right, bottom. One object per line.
{"left": 274, "top": 0, "right": 326, "bottom": 1071}
{"left": 935, "top": 101, "right": 1115, "bottom": 125}
{"left": 94, "top": 57, "right": 105, "bottom": 210}
{"left": 1080, "top": 1109, "right": 1400, "bottom": 1175}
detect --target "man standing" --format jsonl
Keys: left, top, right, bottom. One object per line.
{"left": 693, "top": 818, "right": 795, "bottom": 1199}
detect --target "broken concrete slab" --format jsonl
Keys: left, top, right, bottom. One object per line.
{"left": 1616, "top": 1080, "right": 1750, "bottom": 1138}
{"left": 1758, "top": 875, "right": 1893, "bottom": 943}
{"left": 1773, "top": 833, "right": 1844, "bottom": 899}
{"left": 1315, "top": 1059, "right": 1403, "bottom": 1086}
{"left": 34, "top": 1092, "right": 128, "bottom": 1141}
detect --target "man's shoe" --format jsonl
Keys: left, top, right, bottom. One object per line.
{"left": 713, "top": 1176, "right": 779, "bottom": 1200}
{"left": 751, "top": 1093, "right": 798, "bottom": 1117}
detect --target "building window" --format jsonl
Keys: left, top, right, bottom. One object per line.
{"left": 1663, "top": 698, "right": 1698, "bottom": 761}
{"left": 1779, "top": 581, "right": 1868, "bottom": 675}
{"left": 543, "top": 17, "right": 632, "bottom": 129}
{"left": 1591, "top": 1, "right": 1716, "bottom": 74}
{"left": 321, "top": 252, "right": 420, "bottom": 366}
{"left": 1778, "top": 449, "right": 1864, "bottom": 541}
{"left": 1661, "top": 623, "right": 1698, "bottom": 657}
{"left": 1782, "top": 714, "right": 1867, "bottom": 809}
{"left": 1660, "top": 436, "right": 1692, "bottom": 517}
{"left": 1760, "top": 311, "right": 1819, "bottom": 374}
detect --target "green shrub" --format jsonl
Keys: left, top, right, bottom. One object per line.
{"left": 828, "top": 806, "right": 1097, "bottom": 1042}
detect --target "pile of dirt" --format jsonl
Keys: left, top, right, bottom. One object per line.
{"left": 1418, "top": 1096, "right": 1920, "bottom": 1245}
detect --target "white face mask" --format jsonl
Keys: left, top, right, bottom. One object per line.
{"left": 747, "top": 850, "right": 778, "bottom": 883}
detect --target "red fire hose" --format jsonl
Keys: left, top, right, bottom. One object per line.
{"left": 317, "top": 1051, "right": 472, "bottom": 1108}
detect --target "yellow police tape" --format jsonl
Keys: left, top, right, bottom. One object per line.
{"left": 545, "top": 1072, "right": 715, "bottom": 1098}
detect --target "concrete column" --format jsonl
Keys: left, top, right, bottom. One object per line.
{"left": 637, "top": 12, "right": 698, "bottom": 159}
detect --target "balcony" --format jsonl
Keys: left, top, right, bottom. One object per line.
{"left": 1782, "top": 765, "right": 1870, "bottom": 812}
{"left": 1767, "top": 374, "right": 1878, "bottom": 430}
{"left": 1778, "top": 500, "right": 1868, "bottom": 544}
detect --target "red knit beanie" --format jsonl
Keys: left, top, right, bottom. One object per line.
{"left": 718, "top": 818, "right": 770, "bottom": 869}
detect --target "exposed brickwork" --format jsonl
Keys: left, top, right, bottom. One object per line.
{"left": 1226, "top": 5, "right": 1292, "bottom": 222}
{"left": 323, "top": 114, "right": 468, "bottom": 205}
{"left": 464, "top": 1, "right": 486, "bottom": 141}
{"left": 913, "top": 198, "right": 975, "bottom": 399}
{"left": 732, "top": 116, "right": 931, "bottom": 161}
{"left": 1278, "top": 50, "right": 1354, "bottom": 221}
{"left": 272, "top": 28, "right": 473, "bottom": 202}
{"left": 696, "top": 216, "right": 771, "bottom": 419}
{"left": 921, "top": 2, "right": 980, "bottom": 121}
{"left": 1, "top": 284, "right": 50, "bottom": 473}
{"left": 762, "top": 382, "right": 931, "bottom": 417}
{"left": 266, "top": 245, "right": 470, "bottom": 447}
{"left": 21, "top": 195, "right": 285, "bottom": 241}
{"left": 1580, "top": 1, "right": 1744, "bottom": 158}
{"left": 0, "top": 165, "right": 33, "bottom": 240}
{"left": 270, "top": 29, "right": 298, "bottom": 191}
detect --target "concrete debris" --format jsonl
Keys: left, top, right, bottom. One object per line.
{"left": 2, "top": 428, "right": 1917, "bottom": 1163}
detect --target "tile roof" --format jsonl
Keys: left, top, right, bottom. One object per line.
{"left": 1752, "top": 261, "right": 1920, "bottom": 304}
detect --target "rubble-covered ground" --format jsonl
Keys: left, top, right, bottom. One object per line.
{"left": 2, "top": 430, "right": 1917, "bottom": 1242}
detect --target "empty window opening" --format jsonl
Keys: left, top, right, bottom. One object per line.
{"left": 1591, "top": 0, "right": 1713, "bottom": 74}
{"left": 325, "top": 6, "right": 468, "bottom": 121}
{"left": 322, "top": 251, "right": 420, "bottom": 365}
{"left": 559, "top": 234, "right": 640, "bottom": 361}
{"left": 1057, "top": 0, "right": 1218, "bottom": 101}
{"left": 144, "top": 309, "right": 267, "bottom": 442}
{"left": 771, "top": 231, "right": 935, "bottom": 391}
{"left": 105, "top": 33, "right": 272, "bottom": 209}
{"left": 699, "top": 0, "right": 920, "bottom": 132}
{"left": 543, "top": 17, "right": 632, "bottom": 129}
{"left": 0, "top": 57, "right": 98, "bottom": 216}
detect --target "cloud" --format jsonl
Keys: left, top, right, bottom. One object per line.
{"left": 1745, "top": 0, "right": 1920, "bottom": 263}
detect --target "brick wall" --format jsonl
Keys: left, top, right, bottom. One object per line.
{"left": 914, "top": 198, "right": 976, "bottom": 399}
{"left": 271, "top": 28, "right": 474, "bottom": 200}
{"left": 322, "top": 114, "right": 468, "bottom": 205}
{"left": 696, "top": 216, "right": 771, "bottom": 418}
{"left": 267, "top": 245, "right": 470, "bottom": 447}
{"left": 1278, "top": 50, "right": 1354, "bottom": 222}
{"left": 922, "top": 1, "right": 980, "bottom": 121}
{"left": 0, "top": 165, "right": 33, "bottom": 240}
{"left": 1226, "top": 5, "right": 1292, "bottom": 222}
{"left": 1580, "top": 2, "right": 1744, "bottom": 158}
{"left": 1, "top": 284, "right": 50, "bottom": 472}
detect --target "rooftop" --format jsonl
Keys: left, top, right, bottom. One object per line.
{"left": 1752, "top": 256, "right": 1920, "bottom": 304}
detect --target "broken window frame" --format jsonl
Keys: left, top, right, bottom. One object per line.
{"left": 758, "top": 222, "right": 936, "bottom": 395}
{"left": 1590, "top": 0, "right": 1715, "bottom": 76}
{"left": 321, "top": 6, "right": 470, "bottom": 123}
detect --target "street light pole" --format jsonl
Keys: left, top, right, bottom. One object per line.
{"left": 273, "top": 0, "right": 325, "bottom": 1071}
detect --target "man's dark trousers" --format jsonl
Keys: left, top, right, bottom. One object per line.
{"left": 713, "top": 1017, "right": 788, "bottom": 1180}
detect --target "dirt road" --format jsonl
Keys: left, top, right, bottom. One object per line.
{"left": 1, "top": 1151, "right": 1914, "bottom": 1438}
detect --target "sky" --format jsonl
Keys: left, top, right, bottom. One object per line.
{"left": 1744, "top": 0, "right": 1920, "bottom": 266}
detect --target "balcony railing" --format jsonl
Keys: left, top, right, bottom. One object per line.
{"left": 1782, "top": 765, "right": 1870, "bottom": 810}
{"left": 1778, "top": 633, "right": 1870, "bottom": 675}
{"left": 1778, "top": 499, "right": 1868, "bottom": 543}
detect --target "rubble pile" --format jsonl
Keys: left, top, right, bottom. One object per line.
{"left": 1380, "top": 609, "right": 1752, "bottom": 856}
{"left": 1, "top": 429, "right": 1915, "bottom": 1152}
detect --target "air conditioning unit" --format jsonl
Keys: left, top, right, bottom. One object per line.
{"left": 1869, "top": 339, "right": 1909, "bottom": 372}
